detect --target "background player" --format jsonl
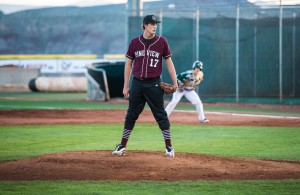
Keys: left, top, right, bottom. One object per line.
{"left": 165, "top": 61, "right": 209, "bottom": 123}
{"left": 112, "top": 15, "right": 178, "bottom": 157}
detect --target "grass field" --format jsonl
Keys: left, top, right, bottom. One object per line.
{"left": 1, "top": 124, "right": 300, "bottom": 161}
{"left": 0, "top": 124, "right": 300, "bottom": 194}
{"left": 1, "top": 180, "right": 300, "bottom": 195}
{"left": 0, "top": 92, "right": 299, "bottom": 194}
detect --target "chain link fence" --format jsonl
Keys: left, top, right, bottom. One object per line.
{"left": 128, "top": 3, "right": 300, "bottom": 101}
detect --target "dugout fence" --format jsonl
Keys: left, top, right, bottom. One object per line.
{"left": 86, "top": 61, "right": 125, "bottom": 101}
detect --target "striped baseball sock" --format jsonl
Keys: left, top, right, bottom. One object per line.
{"left": 120, "top": 128, "right": 132, "bottom": 147}
{"left": 161, "top": 128, "right": 172, "bottom": 147}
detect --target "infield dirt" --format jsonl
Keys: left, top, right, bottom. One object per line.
{"left": 0, "top": 105, "right": 300, "bottom": 181}
{"left": 0, "top": 109, "right": 299, "bottom": 127}
{"left": 1, "top": 150, "right": 300, "bottom": 181}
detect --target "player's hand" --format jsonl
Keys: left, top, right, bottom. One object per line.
{"left": 123, "top": 87, "right": 130, "bottom": 99}
{"left": 173, "top": 83, "right": 178, "bottom": 91}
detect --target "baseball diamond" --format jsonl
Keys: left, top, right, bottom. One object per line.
{"left": 0, "top": 105, "right": 300, "bottom": 181}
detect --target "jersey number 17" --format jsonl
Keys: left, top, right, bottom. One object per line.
{"left": 149, "top": 58, "right": 159, "bottom": 67}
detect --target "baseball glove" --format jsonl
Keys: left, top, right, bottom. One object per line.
{"left": 160, "top": 82, "right": 176, "bottom": 94}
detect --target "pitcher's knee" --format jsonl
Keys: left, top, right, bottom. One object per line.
{"left": 192, "top": 100, "right": 202, "bottom": 105}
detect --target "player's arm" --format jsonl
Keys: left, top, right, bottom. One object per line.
{"left": 165, "top": 57, "right": 178, "bottom": 89}
{"left": 176, "top": 73, "right": 184, "bottom": 88}
{"left": 194, "top": 71, "right": 203, "bottom": 87}
{"left": 123, "top": 58, "right": 133, "bottom": 99}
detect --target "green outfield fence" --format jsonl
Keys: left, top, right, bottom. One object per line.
{"left": 128, "top": 3, "right": 300, "bottom": 101}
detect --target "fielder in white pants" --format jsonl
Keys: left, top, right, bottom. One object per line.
{"left": 165, "top": 60, "right": 209, "bottom": 123}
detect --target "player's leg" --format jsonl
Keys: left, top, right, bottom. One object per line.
{"left": 123, "top": 78, "right": 146, "bottom": 143}
{"left": 143, "top": 79, "right": 174, "bottom": 157}
{"left": 143, "top": 79, "right": 169, "bottom": 130}
{"left": 113, "top": 78, "right": 146, "bottom": 156}
{"left": 165, "top": 90, "right": 185, "bottom": 116}
{"left": 185, "top": 91, "right": 208, "bottom": 122}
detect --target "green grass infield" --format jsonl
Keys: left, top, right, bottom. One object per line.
{"left": 1, "top": 124, "right": 299, "bottom": 161}
{"left": 1, "top": 180, "right": 300, "bottom": 195}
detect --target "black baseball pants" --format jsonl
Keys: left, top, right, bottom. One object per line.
{"left": 124, "top": 77, "right": 170, "bottom": 130}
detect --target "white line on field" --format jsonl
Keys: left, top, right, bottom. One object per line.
{"left": 174, "top": 110, "right": 300, "bottom": 119}
{"left": 1, "top": 105, "right": 299, "bottom": 119}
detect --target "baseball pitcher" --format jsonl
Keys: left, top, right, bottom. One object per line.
{"left": 112, "top": 15, "right": 178, "bottom": 157}
{"left": 165, "top": 61, "right": 209, "bottom": 123}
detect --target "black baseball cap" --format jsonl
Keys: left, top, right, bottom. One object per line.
{"left": 143, "top": 15, "right": 161, "bottom": 24}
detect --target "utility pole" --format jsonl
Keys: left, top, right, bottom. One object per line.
{"left": 279, "top": 0, "right": 283, "bottom": 102}
{"left": 235, "top": 2, "right": 240, "bottom": 102}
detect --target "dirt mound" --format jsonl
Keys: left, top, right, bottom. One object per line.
{"left": 0, "top": 151, "right": 300, "bottom": 181}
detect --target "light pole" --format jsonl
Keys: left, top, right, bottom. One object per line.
{"left": 279, "top": 0, "right": 283, "bottom": 102}
{"left": 235, "top": 2, "right": 240, "bottom": 102}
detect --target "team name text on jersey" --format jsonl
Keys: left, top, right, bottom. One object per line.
{"left": 135, "top": 50, "right": 160, "bottom": 58}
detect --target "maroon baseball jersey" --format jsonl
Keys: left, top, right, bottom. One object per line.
{"left": 126, "top": 35, "right": 172, "bottom": 79}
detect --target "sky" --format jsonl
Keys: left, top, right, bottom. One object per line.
{"left": 0, "top": 0, "right": 299, "bottom": 14}
{"left": 0, "top": 0, "right": 300, "bottom": 7}
{"left": 0, "top": 0, "right": 128, "bottom": 7}
{"left": 248, "top": 0, "right": 300, "bottom": 6}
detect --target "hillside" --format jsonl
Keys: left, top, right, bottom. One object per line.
{"left": 0, "top": 4, "right": 127, "bottom": 56}
{"left": 0, "top": 0, "right": 259, "bottom": 56}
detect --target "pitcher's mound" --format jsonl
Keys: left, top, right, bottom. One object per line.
{"left": 1, "top": 151, "right": 300, "bottom": 181}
